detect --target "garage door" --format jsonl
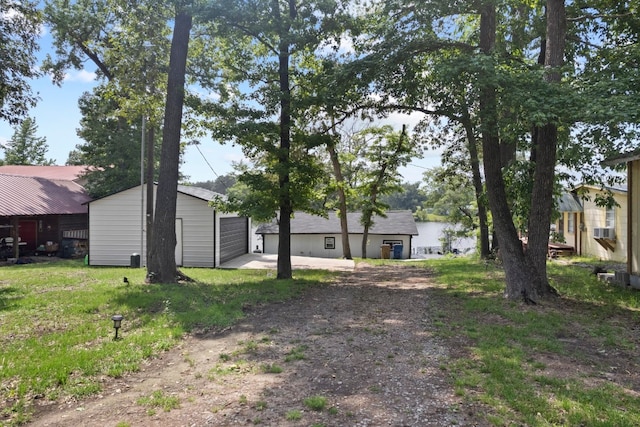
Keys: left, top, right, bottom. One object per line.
{"left": 220, "top": 217, "right": 248, "bottom": 264}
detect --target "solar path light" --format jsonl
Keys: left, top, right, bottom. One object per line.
{"left": 111, "top": 314, "right": 124, "bottom": 340}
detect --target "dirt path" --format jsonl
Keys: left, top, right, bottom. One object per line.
{"left": 30, "top": 263, "right": 487, "bottom": 427}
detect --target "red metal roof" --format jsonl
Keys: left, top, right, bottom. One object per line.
{"left": 0, "top": 165, "right": 89, "bottom": 182}
{"left": 0, "top": 174, "right": 90, "bottom": 216}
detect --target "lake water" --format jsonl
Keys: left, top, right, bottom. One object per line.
{"left": 413, "top": 222, "right": 476, "bottom": 256}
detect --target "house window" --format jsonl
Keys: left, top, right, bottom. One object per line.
{"left": 383, "top": 240, "right": 403, "bottom": 246}
{"left": 558, "top": 217, "right": 564, "bottom": 236}
{"left": 567, "top": 213, "right": 574, "bottom": 233}
{"left": 324, "top": 237, "right": 335, "bottom": 250}
{"left": 605, "top": 207, "right": 615, "bottom": 228}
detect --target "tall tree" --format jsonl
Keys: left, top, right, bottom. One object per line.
{"left": 147, "top": 6, "right": 192, "bottom": 283}
{"left": 199, "top": 0, "right": 346, "bottom": 279}
{"left": 2, "top": 117, "right": 55, "bottom": 165}
{"left": 338, "top": 1, "right": 492, "bottom": 258}
{"left": 191, "top": 174, "right": 237, "bottom": 194}
{"left": 421, "top": 167, "right": 477, "bottom": 238}
{"left": 326, "top": 133, "right": 353, "bottom": 259}
{"left": 0, "top": 0, "right": 41, "bottom": 125}
{"left": 344, "top": 0, "right": 588, "bottom": 300}
{"left": 380, "top": 182, "right": 427, "bottom": 213}
{"left": 523, "top": 0, "right": 566, "bottom": 298}
{"left": 45, "top": 0, "right": 175, "bottom": 272}
{"left": 73, "top": 89, "right": 152, "bottom": 198}
{"left": 355, "top": 125, "right": 415, "bottom": 258}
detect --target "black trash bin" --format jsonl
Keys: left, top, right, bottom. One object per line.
{"left": 60, "top": 239, "right": 74, "bottom": 258}
{"left": 393, "top": 244, "right": 404, "bottom": 259}
{"left": 130, "top": 253, "right": 141, "bottom": 268}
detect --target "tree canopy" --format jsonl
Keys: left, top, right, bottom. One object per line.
{"left": 2, "top": 117, "right": 54, "bottom": 165}
{"left": 0, "top": 0, "right": 41, "bottom": 125}
{"left": 33, "top": 0, "right": 640, "bottom": 292}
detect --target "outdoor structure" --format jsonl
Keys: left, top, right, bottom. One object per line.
{"left": 603, "top": 151, "right": 640, "bottom": 283}
{"left": 555, "top": 184, "right": 628, "bottom": 263}
{"left": 88, "top": 184, "right": 249, "bottom": 267}
{"left": 255, "top": 210, "right": 419, "bottom": 259}
{"left": 0, "top": 166, "right": 91, "bottom": 258}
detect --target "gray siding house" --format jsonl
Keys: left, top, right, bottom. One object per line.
{"left": 256, "top": 210, "right": 419, "bottom": 259}
{"left": 88, "top": 184, "right": 249, "bottom": 267}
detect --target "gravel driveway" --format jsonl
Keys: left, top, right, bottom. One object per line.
{"left": 30, "top": 263, "right": 487, "bottom": 427}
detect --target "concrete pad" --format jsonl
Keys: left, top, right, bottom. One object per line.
{"left": 219, "top": 253, "right": 355, "bottom": 271}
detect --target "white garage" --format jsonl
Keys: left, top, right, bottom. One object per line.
{"left": 256, "top": 210, "right": 418, "bottom": 259}
{"left": 87, "top": 184, "right": 249, "bottom": 267}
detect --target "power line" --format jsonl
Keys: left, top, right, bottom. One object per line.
{"left": 407, "top": 163, "right": 430, "bottom": 170}
{"left": 194, "top": 143, "right": 219, "bottom": 178}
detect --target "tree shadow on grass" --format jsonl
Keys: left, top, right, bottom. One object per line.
{"left": 0, "top": 285, "right": 22, "bottom": 312}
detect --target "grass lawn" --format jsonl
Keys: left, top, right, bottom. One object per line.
{"left": 2, "top": 256, "right": 640, "bottom": 426}
{"left": 0, "top": 259, "right": 333, "bottom": 425}
{"left": 417, "top": 256, "right": 640, "bottom": 427}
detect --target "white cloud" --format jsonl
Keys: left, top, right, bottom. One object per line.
{"left": 223, "top": 151, "right": 246, "bottom": 164}
{"left": 317, "top": 34, "right": 356, "bottom": 56}
{"left": 63, "top": 69, "right": 97, "bottom": 83}
{"left": 382, "top": 110, "right": 425, "bottom": 130}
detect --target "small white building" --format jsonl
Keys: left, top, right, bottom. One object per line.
{"left": 88, "top": 184, "right": 249, "bottom": 267}
{"left": 256, "top": 210, "right": 419, "bottom": 259}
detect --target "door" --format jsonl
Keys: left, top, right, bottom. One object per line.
{"left": 19, "top": 220, "right": 37, "bottom": 250}
{"left": 220, "top": 217, "right": 248, "bottom": 264}
{"left": 175, "top": 218, "right": 183, "bottom": 266}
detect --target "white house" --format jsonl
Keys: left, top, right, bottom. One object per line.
{"left": 255, "top": 210, "right": 419, "bottom": 259}
{"left": 88, "top": 184, "right": 249, "bottom": 267}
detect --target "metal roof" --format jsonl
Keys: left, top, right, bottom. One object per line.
{"left": 0, "top": 165, "right": 90, "bottom": 182}
{"left": 177, "top": 184, "right": 224, "bottom": 202}
{"left": 602, "top": 148, "right": 640, "bottom": 166}
{"left": 557, "top": 192, "right": 583, "bottom": 212}
{"left": 256, "top": 210, "right": 419, "bottom": 235}
{"left": 0, "top": 174, "right": 91, "bottom": 216}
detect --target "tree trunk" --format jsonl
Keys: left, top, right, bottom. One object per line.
{"left": 327, "top": 139, "right": 352, "bottom": 259}
{"left": 147, "top": 10, "right": 191, "bottom": 283}
{"left": 479, "top": 2, "right": 542, "bottom": 302}
{"left": 525, "top": 0, "right": 565, "bottom": 296}
{"left": 274, "top": 0, "right": 295, "bottom": 279}
{"left": 362, "top": 224, "right": 369, "bottom": 259}
{"left": 145, "top": 125, "right": 154, "bottom": 267}
{"left": 461, "top": 114, "right": 490, "bottom": 258}
{"left": 359, "top": 126, "right": 407, "bottom": 259}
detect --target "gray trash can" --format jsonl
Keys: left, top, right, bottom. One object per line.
{"left": 130, "top": 253, "right": 141, "bottom": 268}
{"left": 393, "top": 244, "right": 403, "bottom": 259}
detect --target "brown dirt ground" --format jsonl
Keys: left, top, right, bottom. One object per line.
{"left": 25, "top": 262, "right": 640, "bottom": 426}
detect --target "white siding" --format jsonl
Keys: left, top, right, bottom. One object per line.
{"left": 580, "top": 189, "right": 627, "bottom": 263}
{"left": 262, "top": 233, "right": 413, "bottom": 259}
{"left": 89, "top": 186, "right": 145, "bottom": 266}
{"left": 89, "top": 185, "right": 221, "bottom": 267}
{"left": 632, "top": 161, "right": 640, "bottom": 274}
{"left": 176, "top": 192, "right": 215, "bottom": 267}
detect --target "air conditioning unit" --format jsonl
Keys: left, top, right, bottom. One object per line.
{"left": 593, "top": 227, "right": 615, "bottom": 239}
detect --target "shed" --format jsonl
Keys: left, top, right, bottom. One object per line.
{"left": 256, "top": 210, "right": 419, "bottom": 259}
{"left": 0, "top": 170, "right": 90, "bottom": 258}
{"left": 88, "top": 184, "right": 249, "bottom": 267}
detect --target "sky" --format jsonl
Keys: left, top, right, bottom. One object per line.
{"left": 0, "top": 31, "right": 442, "bottom": 185}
